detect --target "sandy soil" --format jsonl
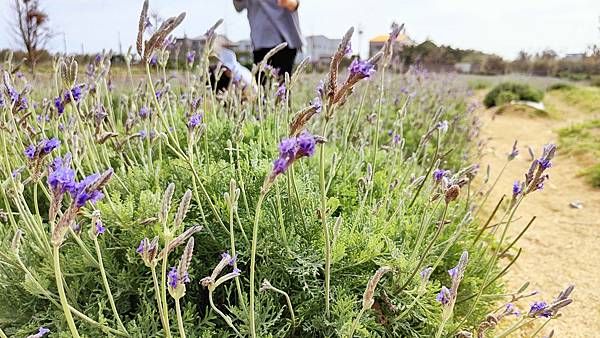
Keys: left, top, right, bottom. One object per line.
{"left": 477, "top": 93, "right": 600, "bottom": 337}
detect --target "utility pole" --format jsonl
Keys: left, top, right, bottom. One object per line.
{"left": 118, "top": 31, "right": 123, "bottom": 55}
{"left": 63, "top": 33, "right": 67, "bottom": 54}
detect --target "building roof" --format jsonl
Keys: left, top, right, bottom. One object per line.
{"left": 369, "top": 33, "right": 412, "bottom": 44}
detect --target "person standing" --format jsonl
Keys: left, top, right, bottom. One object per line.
{"left": 233, "top": 0, "right": 304, "bottom": 77}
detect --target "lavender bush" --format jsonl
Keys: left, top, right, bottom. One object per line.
{"left": 0, "top": 2, "right": 573, "bottom": 337}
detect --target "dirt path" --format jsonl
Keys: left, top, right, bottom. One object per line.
{"left": 477, "top": 93, "right": 600, "bottom": 337}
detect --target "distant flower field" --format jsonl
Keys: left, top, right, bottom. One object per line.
{"left": 0, "top": 2, "right": 573, "bottom": 337}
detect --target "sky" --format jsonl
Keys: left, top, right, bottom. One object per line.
{"left": 1, "top": 0, "right": 599, "bottom": 60}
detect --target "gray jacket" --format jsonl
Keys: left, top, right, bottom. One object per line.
{"left": 233, "top": 0, "right": 304, "bottom": 50}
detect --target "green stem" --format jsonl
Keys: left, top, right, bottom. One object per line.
{"left": 434, "top": 316, "right": 448, "bottom": 338}
{"left": 530, "top": 318, "right": 552, "bottom": 337}
{"left": 249, "top": 192, "right": 266, "bottom": 338}
{"left": 175, "top": 298, "right": 186, "bottom": 338}
{"left": 53, "top": 245, "right": 81, "bottom": 338}
{"left": 319, "top": 120, "right": 331, "bottom": 317}
{"left": 93, "top": 237, "right": 128, "bottom": 335}
{"left": 228, "top": 189, "right": 246, "bottom": 307}
{"left": 161, "top": 248, "right": 172, "bottom": 338}
{"left": 399, "top": 203, "right": 449, "bottom": 292}
{"left": 151, "top": 265, "right": 167, "bottom": 331}
{"left": 210, "top": 289, "right": 242, "bottom": 337}
{"left": 348, "top": 308, "right": 366, "bottom": 338}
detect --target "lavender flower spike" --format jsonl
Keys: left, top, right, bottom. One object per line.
{"left": 348, "top": 59, "right": 376, "bottom": 79}
{"left": 436, "top": 286, "right": 451, "bottom": 305}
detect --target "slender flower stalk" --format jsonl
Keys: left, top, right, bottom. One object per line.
{"left": 53, "top": 245, "right": 80, "bottom": 338}
{"left": 260, "top": 279, "right": 296, "bottom": 327}
{"left": 90, "top": 215, "right": 128, "bottom": 335}
{"left": 248, "top": 191, "right": 266, "bottom": 338}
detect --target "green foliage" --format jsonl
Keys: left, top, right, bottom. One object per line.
{"left": 558, "top": 119, "right": 600, "bottom": 187}
{"left": 0, "top": 52, "right": 526, "bottom": 337}
{"left": 483, "top": 82, "right": 544, "bottom": 107}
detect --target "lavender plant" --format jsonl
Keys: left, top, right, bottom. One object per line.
{"left": 0, "top": 2, "right": 575, "bottom": 337}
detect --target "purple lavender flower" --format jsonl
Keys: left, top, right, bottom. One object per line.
{"left": 187, "top": 113, "right": 203, "bottom": 129}
{"left": 310, "top": 96, "right": 323, "bottom": 113}
{"left": 344, "top": 43, "right": 352, "bottom": 57}
{"left": 48, "top": 154, "right": 76, "bottom": 195}
{"left": 186, "top": 51, "right": 196, "bottom": 64}
{"left": 393, "top": 134, "right": 401, "bottom": 144}
{"left": 41, "top": 138, "right": 60, "bottom": 155}
{"left": 8, "top": 87, "right": 28, "bottom": 111}
{"left": 448, "top": 266, "right": 458, "bottom": 279}
{"left": 536, "top": 174, "right": 549, "bottom": 191}
{"left": 297, "top": 131, "right": 316, "bottom": 157}
{"left": 71, "top": 172, "right": 106, "bottom": 207}
{"left": 150, "top": 54, "right": 158, "bottom": 66}
{"left": 316, "top": 79, "right": 325, "bottom": 95}
{"left": 272, "top": 157, "right": 288, "bottom": 175}
{"left": 349, "top": 59, "right": 376, "bottom": 79}
{"left": 537, "top": 158, "right": 552, "bottom": 170}
{"left": 168, "top": 267, "right": 179, "bottom": 288}
{"left": 139, "top": 106, "right": 150, "bottom": 118}
{"left": 136, "top": 239, "right": 145, "bottom": 254}
{"left": 64, "top": 86, "right": 82, "bottom": 103}
{"left": 144, "top": 17, "right": 152, "bottom": 31}
{"left": 512, "top": 180, "right": 522, "bottom": 197}
{"left": 24, "top": 144, "right": 35, "bottom": 160}
{"left": 276, "top": 83, "right": 286, "bottom": 100}
{"left": 12, "top": 167, "right": 24, "bottom": 178}
{"left": 529, "top": 301, "right": 552, "bottom": 318}
{"left": 168, "top": 266, "right": 190, "bottom": 288}
{"left": 224, "top": 252, "right": 237, "bottom": 266}
{"left": 436, "top": 286, "right": 451, "bottom": 305}
{"left": 437, "top": 120, "right": 449, "bottom": 133}
{"left": 0, "top": 93, "right": 4, "bottom": 108}
{"left": 505, "top": 303, "right": 521, "bottom": 317}
{"left": 95, "top": 220, "right": 106, "bottom": 235}
{"left": 95, "top": 54, "right": 102, "bottom": 63}
{"left": 278, "top": 137, "right": 297, "bottom": 159}
{"left": 433, "top": 169, "right": 447, "bottom": 182}
{"left": 271, "top": 132, "right": 318, "bottom": 178}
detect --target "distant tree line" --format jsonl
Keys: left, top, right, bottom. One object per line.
{"left": 395, "top": 40, "right": 600, "bottom": 79}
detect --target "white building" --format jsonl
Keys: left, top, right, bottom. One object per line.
{"left": 234, "top": 39, "right": 253, "bottom": 53}
{"left": 303, "top": 35, "right": 342, "bottom": 64}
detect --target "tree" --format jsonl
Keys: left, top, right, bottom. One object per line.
{"left": 10, "top": 0, "right": 52, "bottom": 73}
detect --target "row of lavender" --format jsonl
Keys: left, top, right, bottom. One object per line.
{"left": 0, "top": 2, "right": 572, "bottom": 337}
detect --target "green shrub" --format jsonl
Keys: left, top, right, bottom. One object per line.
{"left": 546, "top": 82, "right": 574, "bottom": 91}
{"left": 483, "top": 82, "right": 544, "bottom": 107}
{"left": 590, "top": 76, "right": 600, "bottom": 87}
{"left": 0, "top": 16, "right": 571, "bottom": 337}
{"left": 494, "top": 90, "right": 519, "bottom": 105}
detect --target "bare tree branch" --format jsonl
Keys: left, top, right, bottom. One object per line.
{"left": 9, "top": 0, "right": 52, "bottom": 73}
